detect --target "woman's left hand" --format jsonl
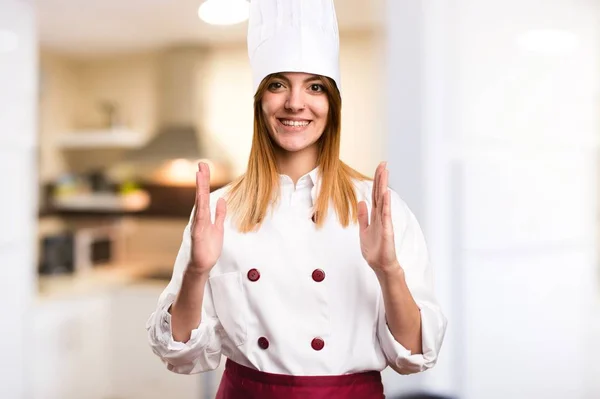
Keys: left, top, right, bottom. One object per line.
{"left": 358, "top": 161, "right": 400, "bottom": 273}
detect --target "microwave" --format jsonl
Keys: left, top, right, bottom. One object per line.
{"left": 39, "top": 223, "right": 126, "bottom": 275}
{"left": 73, "top": 224, "right": 125, "bottom": 272}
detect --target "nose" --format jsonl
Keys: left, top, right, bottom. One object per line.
{"left": 284, "top": 88, "right": 305, "bottom": 112}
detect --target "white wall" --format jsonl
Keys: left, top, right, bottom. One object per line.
{"left": 384, "top": 0, "right": 600, "bottom": 398}
{"left": 382, "top": 0, "right": 457, "bottom": 395}
{"left": 453, "top": 2, "right": 600, "bottom": 397}
{"left": 0, "top": 1, "right": 38, "bottom": 398}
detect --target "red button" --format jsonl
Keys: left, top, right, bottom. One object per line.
{"left": 247, "top": 268, "right": 260, "bottom": 282}
{"left": 311, "top": 337, "right": 325, "bottom": 351}
{"left": 258, "top": 337, "right": 269, "bottom": 350}
{"left": 312, "top": 269, "right": 325, "bottom": 282}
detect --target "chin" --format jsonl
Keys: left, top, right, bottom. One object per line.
{"left": 277, "top": 143, "right": 310, "bottom": 153}
{"left": 269, "top": 126, "right": 323, "bottom": 154}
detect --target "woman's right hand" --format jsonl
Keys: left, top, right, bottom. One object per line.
{"left": 188, "top": 162, "right": 227, "bottom": 275}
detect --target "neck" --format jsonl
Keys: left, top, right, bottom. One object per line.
{"left": 274, "top": 145, "right": 319, "bottom": 185}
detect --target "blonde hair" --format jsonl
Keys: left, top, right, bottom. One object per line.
{"left": 225, "top": 73, "right": 372, "bottom": 233}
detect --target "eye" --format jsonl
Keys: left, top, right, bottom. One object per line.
{"left": 268, "top": 81, "right": 285, "bottom": 91}
{"left": 310, "top": 83, "right": 325, "bottom": 92}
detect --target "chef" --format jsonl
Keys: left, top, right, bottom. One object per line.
{"left": 146, "top": 0, "right": 448, "bottom": 397}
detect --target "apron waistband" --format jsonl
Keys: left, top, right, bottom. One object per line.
{"left": 224, "top": 358, "right": 382, "bottom": 387}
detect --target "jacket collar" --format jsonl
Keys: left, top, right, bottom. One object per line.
{"left": 278, "top": 166, "right": 321, "bottom": 206}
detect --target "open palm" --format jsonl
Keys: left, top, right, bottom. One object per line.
{"left": 189, "top": 162, "right": 227, "bottom": 274}
{"left": 358, "top": 162, "right": 398, "bottom": 272}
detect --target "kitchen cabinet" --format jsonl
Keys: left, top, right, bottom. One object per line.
{"left": 31, "top": 277, "right": 220, "bottom": 399}
{"left": 31, "top": 293, "right": 112, "bottom": 399}
{"left": 108, "top": 282, "right": 206, "bottom": 399}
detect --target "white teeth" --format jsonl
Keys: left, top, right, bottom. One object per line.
{"left": 281, "top": 119, "right": 310, "bottom": 127}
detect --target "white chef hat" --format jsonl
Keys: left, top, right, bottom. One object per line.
{"left": 247, "top": 0, "right": 341, "bottom": 94}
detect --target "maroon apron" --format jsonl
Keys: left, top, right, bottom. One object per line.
{"left": 215, "top": 358, "right": 385, "bottom": 399}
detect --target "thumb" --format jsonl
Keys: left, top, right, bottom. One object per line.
{"left": 357, "top": 201, "right": 369, "bottom": 231}
{"left": 214, "top": 198, "right": 227, "bottom": 229}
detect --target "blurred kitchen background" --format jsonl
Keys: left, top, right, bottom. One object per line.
{"left": 2, "top": 0, "right": 600, "bottom": 398}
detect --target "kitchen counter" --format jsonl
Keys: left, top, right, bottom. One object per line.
{"left": 39, "top": 181, "right": 230, "bottom": 219}
{"left": 36, "top": 262, "right": 172, "bottom": 301}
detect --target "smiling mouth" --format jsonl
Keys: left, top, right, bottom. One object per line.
{"left": 278, "top": 118, "right": 312, "bottom": 128}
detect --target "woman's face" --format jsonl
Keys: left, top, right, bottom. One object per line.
{"left": 261, "top": 72, "right": 330, "bottom": 154}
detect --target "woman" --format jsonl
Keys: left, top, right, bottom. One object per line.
{"left": 146, "top": 0, "right": 447, "bottom": 397}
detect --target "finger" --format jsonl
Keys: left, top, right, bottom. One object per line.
{"left": 214, "top": 197, "right": 227, "bottom": 229}
{"left": 200, "top": 162, "right": 210, "bottom": 203}
{"left": 382, "top": 190, "right": 393, "bottom": 231}
{"left": 194, "top": 162, "right": 203, "bottom": 206}
{"left": 196, "top": 164, "right": 211, "bottom": 226}
{"left": 379, "top": 168, "right": 389, "bottom": 221}
{"left": 380, "top": 166, "right": 388, "bottom": 206}
{"left": 200, "top": 162, "right": 211, "bottom": 196}
{"left": 194, "top": 172, "right": 207, "bottom": 227}
{"left": 194, "top": 168, "right": 200, "bottom": 209}
{"left": 357, "top": 200, "right": 369, "bottom": 231}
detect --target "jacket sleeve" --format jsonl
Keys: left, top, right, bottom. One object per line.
{"left": 146, "top": 208, "right": 223, "bottom": 374}
{"left": 376, "top": 190, "right": 448, "bottom": 375}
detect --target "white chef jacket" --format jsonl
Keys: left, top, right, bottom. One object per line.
{"left": 146, "top": 167, "right": 447, "bottom": 376}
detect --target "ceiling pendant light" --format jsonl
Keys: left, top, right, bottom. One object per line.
{"left": 198, "top": 0, "right": 250, "bottom": 26}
